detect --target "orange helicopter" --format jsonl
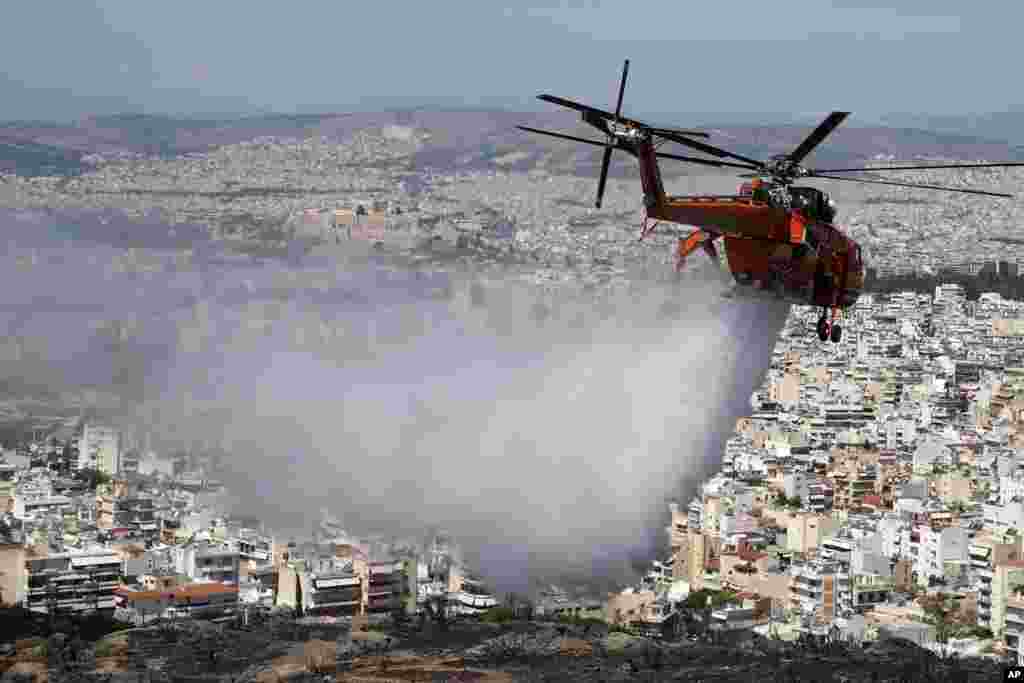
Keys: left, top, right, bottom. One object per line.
{"left": 519, "top": 60, "right": 1024, "bottom": 343}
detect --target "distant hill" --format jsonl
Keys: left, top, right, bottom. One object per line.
{"left": 0, "top": 140, "right": 91, "bottom": 176}
{"left": 3, "top": 109, "right": 1024, "bottom": 178}
{"left": 881, "top": 110, "right": 1024, "bottom": 147}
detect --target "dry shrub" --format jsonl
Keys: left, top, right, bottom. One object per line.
{"left": 304, "top": 639, "right": 336, "bottom": 673}
{"left": 5, "top": 660, "right": 48, "bottom": 683}
{"left": 559, "top": 637, "right": 593, "bottom": 657}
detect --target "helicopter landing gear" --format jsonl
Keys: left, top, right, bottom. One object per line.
{"left": 816, "top": 307, "right": 843, "bottom": 343}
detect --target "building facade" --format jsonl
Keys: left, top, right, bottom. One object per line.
{"left": 25, "top": 548, "right": 121, "bottom": 615}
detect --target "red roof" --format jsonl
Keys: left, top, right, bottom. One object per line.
{"left": 115, "top": 583, "right": 238, "bottom": 602}
{"left": 862, "top": 495, "right": 882, "bottom": 507}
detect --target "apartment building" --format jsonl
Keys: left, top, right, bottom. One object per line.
{"left": 0, "top": 526, "right": 26, "bottom": 606}
{"left": 991, "top": 560, "right": 1024, "bottom": 639}
{"left": 95, "top": 490, "right": 116, "bottom": 530}
{"left": 667, "top": 502, "right": 690, "bottom": 580}
{"left": 115, "top": 496, "right": 158, "bottom": 536}
{"left": 934, "top": 473, "right": 973, "bottom": 505}
{"left": 367, "top": 560, "right": 405, "bottom": 614}
{"left": 25, "top": 548, "right": 121, "bottom": 615}
{"left": 79, "top": 423, "right": 121, "bottom": 475}
{"left": 915, "top": 525, "right": 969, "bottom": 586}
{"left": 174, "top": 542, "right": 240, "bottom": 584}
{"left": 789, "top": 559, "right": 838, "bottom": 624}
{"left": 122, "top": 545, "right": 176, "bottom": 581}
{"left": 301, "top": 569, "right": 362, "bottom": 616}
{"left": 970, "top": 534, "right": 1020, "bottom": 630}
{"left": 786, "top": 512, "right": 841, "bottom": 555}
{"left": 1006, "top": 593, "right": 1024, "bottom": 665}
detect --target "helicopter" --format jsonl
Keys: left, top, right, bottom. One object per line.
{"left": 518, "top": 60, "right": 1024, "bottom": 343}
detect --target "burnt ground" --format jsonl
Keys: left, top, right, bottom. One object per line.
{"left": 8, "top": 615, "right": 1010, "bottom": 682}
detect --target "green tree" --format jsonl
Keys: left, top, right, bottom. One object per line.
{"left": 73, "top": 468, "right": 112, "bottom": 490}
{"left": 919, "top": 593, "right": 957, "bottom": 644}
{"left": 685, "top": 589, "right": 737, "bottom": 610}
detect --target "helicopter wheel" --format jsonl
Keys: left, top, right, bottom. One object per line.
{"left": 816, "top": 315, "right": 830, "bottom": 342}
{"left": 830, "top": 323, "right": 843, "bottom": 344}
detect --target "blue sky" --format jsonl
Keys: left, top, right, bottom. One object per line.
{"left": 1, "top": 1, "right": 1019, "bottom": 120}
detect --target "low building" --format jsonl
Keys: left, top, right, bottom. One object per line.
{"left": 709, "top": 595, "right": 771, "bottom": 643}
{"left": 113, "top": 582, "right": 238, "bottom": 625}
{"left": 878, "top": 622, "right": 936, "bottom": 647}
{"left": 449, "top": 573, "right": 497, "bottom": 616}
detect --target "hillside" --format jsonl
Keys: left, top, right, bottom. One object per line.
{"left": 3, "top": 110, "right": 1024, "bottom": 179}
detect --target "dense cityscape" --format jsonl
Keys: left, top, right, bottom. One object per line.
{"left": 6, "top": 280, "right": 1024, "bottom": 679}
{"left": 3, "top": 120, "right": 1024, "bottom": 680}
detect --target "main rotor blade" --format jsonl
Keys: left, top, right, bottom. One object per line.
{"left": 811, "top": 161, "right": 1024, "bottom": 173}
{"left": 516, "top": 125, "right": 608, "bottom": 148}
{"left": 536, "top": 94, "right": 710, "bottom": 138}
{"left": 788, "top": 112, "right": 850, "bottom": 165}
{"left": 656, "top": 131, "right": 765, "bottom": 169}
{"left": 656, "top": 152, "right": 762, "bottom": 171}
{"left": 649, "top": 126, "right": 711, "bottom": 139}
{"left": 810, "top": 173, "right": 1013, "bottom": 198}
{"left": 596, "top": 146, "right": 614, "bottom": 209}
{"left": 538, "top": 94, "right": 642, "bottom": 127}
{"left": 614, "top": 60, "right": 630, "bottom": 120}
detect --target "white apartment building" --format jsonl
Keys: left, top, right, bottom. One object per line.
{"left": 999, "top": 475, "right": 1024, "bottom": 506}
{"left": 915, "top": 525, "right": 969, "bottom": 586}
{"left": 79, "top": 423, "right": 121, "bottom": 475}
{"left": 878, "top": 514, "right": 906, "bottom": 559}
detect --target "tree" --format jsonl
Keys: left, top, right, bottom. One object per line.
{"left": 391, "top": 563, "right": 412, "bottom": 629}
{"left": 73, "top": 468, "right": 111, "bottom": 491}
{"left": 422, "top": 594, "right": 449, "bottom": 632}
{"left": 685, "top": 589, "right": 737, "bottom": 610}
{"left": 919, "top": 593, "right": 957, "bottom": 644}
